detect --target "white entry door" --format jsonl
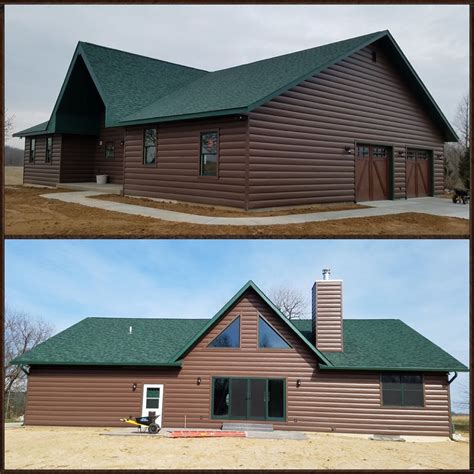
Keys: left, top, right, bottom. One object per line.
{"left": 141, "top": 384, "right": 164, "bottom": 421}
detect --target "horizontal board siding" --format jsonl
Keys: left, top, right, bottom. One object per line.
{"left": 60, "top": 134, "right": 97, "bottom": 182}
{"left": 123, "top": 117, "right": 248, "bottom": 208}
{"left": 248, "top": 41, "right": 446, "bottom": 208}
{"left": 23, "top": 135, "right": 61, "bottom": 186}
{"left": 25, "top": 289, "right": 450, "bottom": 436}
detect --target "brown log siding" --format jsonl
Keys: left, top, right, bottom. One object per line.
{"left": 23, "top": 135, "right": 61, "bottom": 186}
{"left": 247, "top": 42, "right": 446, "bottom": 208}
{"left": 25, "top": 289, "right": 450, "bottom": 436}
{"left": 122, "top": 117, "right": 248, "bottom": 208}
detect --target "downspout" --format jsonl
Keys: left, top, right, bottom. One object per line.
{"left": 447, "top": 372, "right": 458, "bottom": 440}
{"left": 20, "top": 366, "right": 30, "bottom": 377}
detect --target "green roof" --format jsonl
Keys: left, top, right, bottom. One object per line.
{"left": 11, "top": 283, "right": 467, "bottom": 373}
{"left": 15, "top": 121, "right": 49, "bottom": 137}
{"left": 291, "top": 319, "right": 467, "bottom": 372}
{"left": 14, "top": 30, "right": 457, "bottom": 141}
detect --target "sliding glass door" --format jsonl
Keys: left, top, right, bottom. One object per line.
{"left": 212, "top": 377, "right": 285, "bottom": 421}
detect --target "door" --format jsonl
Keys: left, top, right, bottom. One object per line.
{"left": 355, "top": 144, "right": 390, "bottom": 201}
{"left": 141, "top": 384, "right": 164, "bottom": 421}
{"left": 212, "top": 377, "right": 285, "bottom": 421}
{"left": 406, "top": 149, "right": 431, "bottom": 198}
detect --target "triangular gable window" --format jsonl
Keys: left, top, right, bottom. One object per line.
{"left": 258, "top": 315, "right": 291, "bottom": 349}
{"left": 208, "top": 316, "right": 240, "bottom": 348}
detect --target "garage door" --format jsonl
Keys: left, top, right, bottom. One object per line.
{"left": 406, "top": 149, "right": 431, "bottom": 198}
{"left": 355, "top": 144, "right": 390, "bottom": 201}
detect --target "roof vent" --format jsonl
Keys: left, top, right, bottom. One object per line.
{"left": 129, "top": 326, "right": 133, "bottom": 335}
{"left": 322, "top": 268, "right": 331, "bottom": 280}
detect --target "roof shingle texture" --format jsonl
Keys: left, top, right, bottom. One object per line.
{"left": 13, "top": 316, "right": 467, "bottom": 372}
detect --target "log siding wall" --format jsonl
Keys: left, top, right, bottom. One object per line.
{"left": 122, "top": 117, "right": 248, "bottom": 208}
{"left": 25, "top": 289, "right": 450, "bottom": 436}
{"left": 247, "top": 42, "right": 446, "bottom": 208}
{"left": 23, "top": 135, "right": 62, "bottom": 186}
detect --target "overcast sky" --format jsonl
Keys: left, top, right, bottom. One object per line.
{"left": 5, "top": 239, "right": 469, "bottom": 411}
{"left": 6, "top": 4, "right": 469, "bottom": 148}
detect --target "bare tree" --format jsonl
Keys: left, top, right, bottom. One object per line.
{"left": 270, "top": 285, "right": 308, "bottom": 320}
{"left": 4, "top": 307, "right": 53, "bottom": 418}
{"left": 5, "top": 111, "right": 14, "bottom": 142}
{"left": 454, "top": 94, "right": 470, "bottom": 150}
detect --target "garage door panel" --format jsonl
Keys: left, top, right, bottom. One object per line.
{"left": 355, "top": 144, "right": 389, "bottom": 201}
{"left": 406, "top": 149, "right": 431, "bottom": 198}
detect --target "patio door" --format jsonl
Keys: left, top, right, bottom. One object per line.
{"left": 141, "top": 384, "right": 164, "bottom": 421}
{"left": 212, "top": 377, "right": 285, "bottom": 421}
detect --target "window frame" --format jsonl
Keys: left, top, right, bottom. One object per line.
{"left": 29, "top": 138, "right": 36, "bottom": 163}
{"left": 199, "top": 130, "right": 219, "bottom": 177}
{"left": 143, "top": 128, "right": 157, "bottom": 166}
{"left": 207, "top": 315, "right": 241, "bottom": 350}
{"left": 210, "top": 376, "right": 286, "bottom": 422}
{"left": 45, "top": 136, "right": 53, "bottom": 164}
{"left": 105, "top": 141, "right": 115, "bottom": 160}
{"left": 380, "top": 373, "right": 425, "bottom": 408}
{"left": 257, "top": 313, "right": 293, "bottom": 350}
{"left": 141, "top": 383, "right": 164, "bottom": 418}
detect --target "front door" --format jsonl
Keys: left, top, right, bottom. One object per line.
{"left": 142, "top": 384, "right": 164, "bottom": 421}
{"left": 406, "top": 149, "right": 431, "bottom": 198}
{"left": 212, "top": 377, "right": 285, "bottom": 421}
{"left": 355, "top": 144, "right": 390, "bottom": 201}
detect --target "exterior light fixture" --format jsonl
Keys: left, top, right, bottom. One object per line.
{"left": 132, "top": 383, "right": 137, "bottom": 391}
{"left": 397, "top": 150, "right": 406, "bottom": 158}
{"left": 120, "top": 140, "right": 125, "bottom": 146}
{"left": 99, "top": 140, "right": 103, "bottom": 146}
{"left": 344, "top": 146, "right": 353, "bottom": 154}
{"left": 197, "top": 377, "right": 202, "bottom": 385}
{"left": 296, "top": 379, "right": 302, "bottom": 387}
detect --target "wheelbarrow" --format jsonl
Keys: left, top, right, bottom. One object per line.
{"left": 120, "top": 414, "right": 161, "bottom": 434}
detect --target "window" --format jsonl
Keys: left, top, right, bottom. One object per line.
{"left": 143, "top": 128, "right": 157, "bottom": 165}
{"left": 258, "top": 316, "right": 291, "bottom": 349}
{"left": 29, "top": 138, "right": 36, "bottom": 163}
{"left": 200, "top": 131, "right": 218, "bottom": 176}
{"left": 373, "top": 146, "right": 387, "bottom": 158}
{"left": 105, "top": 142, "right": 115, "bottom": 159}
{"left": 212, "top": 377, "right": 285, "bottom": 421}
{"left": 46, "top": 137, "right": 53, "bottom": 163}
{"left": 208, "top": 316, "right": 240, "bottom": 348}
{"left": 145, "top": 387, "right": 160, "bottom": 410}
{"left": 356, "top": 145, "right": 369, "bottom": 157}
{"left": 381, "top": 374, "right": 424, "bottom": 407}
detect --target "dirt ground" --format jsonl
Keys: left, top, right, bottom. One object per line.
{"left": 4, "top": 425, "right": 468, "bottom": 470}
{"left": 5, "top": 186, "right": 469, "bottom": 237}
{"left": 95, "top": 194, "right": 368, "bottom": 217}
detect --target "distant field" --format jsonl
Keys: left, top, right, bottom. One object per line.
{"left": 452, "top": 415, "right": 469, "bottom": 436}
{"left": 5, "top": 166, "right": 23, "bottom": 185}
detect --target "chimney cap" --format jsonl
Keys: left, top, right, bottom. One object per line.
{"left": 322, "top": 268, "right": 331, "bottom": 280}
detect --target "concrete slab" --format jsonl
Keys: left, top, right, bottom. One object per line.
{"left": 58, "top": 182, "right": 123, "bottom": 195}
{"left": 246, "top": 431, "right": 307, "bottom": 440}
{"left": 40, "top": 191, "right": 469, "bottom": 226}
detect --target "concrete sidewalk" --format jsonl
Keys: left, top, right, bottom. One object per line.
{"left": 40, "top": 191, "right": 469, "bottom": 226}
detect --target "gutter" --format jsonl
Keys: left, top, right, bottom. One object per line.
{"left": 20, "top": 366, "right": 30, "bottom": 376}
{"left": 448, "top": 372, "right": 458, "bottom": 384}
{"left": 319, "top": 364, "right": 469, "bottom": 372}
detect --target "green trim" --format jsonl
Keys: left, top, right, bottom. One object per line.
{"left": 389, "top": 147, "right": 395, "bottom": 200}
{"left": 210, "top": 376, "right": 286, "bottom": 422}
{"left": 171, "top": 280, "right": 332, "bottom": 366}
{"left": 319, "top": 364, "right": 468, "bottom": 372}
{"left": 118, "top": 108, "right": 248, "bottom": 127}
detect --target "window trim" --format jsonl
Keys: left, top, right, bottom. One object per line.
{"left": 206, "top": 315, "right": 241, "bottom": 350}
{"left": 105, "top": 141, "right": 115, "bottom": 160}
{"left": 199, "top": 130, "right": 219, "bottom": 178}
{"left": 45, "top": 136, "right": 53, "bottom": 164}
{"left": 380, "top": 373, "right": 425, "bottom": 408}
{"left": 29, "top": 138, "right": 36, "bottom": 163}
{"left": 257, "top": 313, "right": 293, "bottom": 350}
{"left": 141, "top": 383, "right": 164, "bottom": 418}
{"left": 143, "top": 127, "right": 157, "bottom": 166}
{"left": 210, "top": 376, "right": 286, "bottom": 422}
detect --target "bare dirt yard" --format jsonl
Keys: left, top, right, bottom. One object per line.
{"left": 5, "top": 186, "right": 469, "bottom": 237}
{"left": 4, "top": 426, "right": 469, "bottom": 470}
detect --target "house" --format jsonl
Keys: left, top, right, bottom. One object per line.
{"left": 13, "top": 30, "right": 457, "bottom": 209}
{"left": 12, "top": 274, "right": 467, "bottom": 436}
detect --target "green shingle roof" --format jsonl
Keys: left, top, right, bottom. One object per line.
{"left": 14, "top": 121, "right": 49, "bottom": 137}
{"left": 15, "top": 30, "right": 457, "bottom": 141}
{"left": 12, "top": 284, "right": 467, "bottom": 373}
{"left": 291, "top": 319, "right": 468, "bottom": 372}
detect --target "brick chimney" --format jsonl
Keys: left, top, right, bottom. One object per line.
{"left": 311, "top": 269, "right": 343, "bottom": 352}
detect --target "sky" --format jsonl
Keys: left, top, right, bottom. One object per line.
{"left": 5, "top": 239, "right": 469, "bottom": 411}
{"left": 5, "top": 4, "right": 469, "bottom": 148}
